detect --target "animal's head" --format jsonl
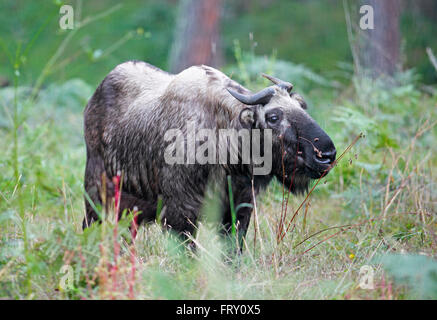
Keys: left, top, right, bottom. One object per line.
{"left": 227, "top": 74, "right": 336, "bottom": 193}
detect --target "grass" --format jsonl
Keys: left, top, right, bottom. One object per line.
{"left": 0, "top": 15, "right": 437, "bottom": 299}
{"left": 1, "top": 70, "right": 436, "bottom": 300}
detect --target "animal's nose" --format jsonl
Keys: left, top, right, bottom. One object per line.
{"left": 314, "top": 149, "right": 336, "bottom": 165}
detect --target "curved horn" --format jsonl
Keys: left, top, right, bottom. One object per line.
{"left": 226, "top": 87, "right": 275, "bottom": 106}
{"left": 261, "top": 73, "right": 293, "bottom": 93}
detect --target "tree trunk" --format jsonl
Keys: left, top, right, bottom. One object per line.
{"left": 169, "top": 0, "right": 223, "bottom": 73}
{"left": 359, "top": 0, "right": 401, "bottom": 78}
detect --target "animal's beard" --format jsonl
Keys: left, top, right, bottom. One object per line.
{"left": 286, "top": 174, "right": 311, "bottom": 195}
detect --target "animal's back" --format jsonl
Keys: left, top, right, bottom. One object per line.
{"left": 82, "top": 61, "right": 247, "bottom": 228}
{"left": 84, "top": 61, "right": 173, "bottom": 151}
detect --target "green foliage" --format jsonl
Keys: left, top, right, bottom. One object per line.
{"left": 227, "top": 52, "right": 337, "bottom": 94}
{"left": 41, "top": 79, "right": 93, "bottom": 111}
{"left": 1, "top": 0, "right": 436, "bottom": 89}
{"left": 324, "top": 69, "right": 437, "bottom": 220}
{"left": 0, "top": 64, "right": 436, "bottom": 299}
{"left": 0, "top": 1, "right": 176, "bottom": 87}
{"left": 1, "top": 1, "right": 437, "bottom": 300}
{"left": 223, "top": 0, "right": 352, "bottom": 81}
{"left": 379, "top": 254, "right": 437, "bottom": 299}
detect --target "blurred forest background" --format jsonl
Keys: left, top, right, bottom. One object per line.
{"left": 1, "top": 0, "right": 437, "bottom": 86}
{"left": 0, "top": 0, "right": 437, "bottom": 300}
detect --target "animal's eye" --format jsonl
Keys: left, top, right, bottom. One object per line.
{"left": 267, "top": 114, "right": 279, "bottom": 124}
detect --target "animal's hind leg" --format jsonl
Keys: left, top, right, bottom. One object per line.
{"left": 83, "top": 155, "right": 105, "bottom": 229}
{"left": 118, "top": 193, "right": 157, "bottom": 226}
{"left": 84, "top": 184, "right": 157, "bottom": 229}
{"left": 83, "top": 155, "right": 157, "bottom": 229}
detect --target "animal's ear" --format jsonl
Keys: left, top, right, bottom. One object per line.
{"left": 291, "top": 93, "right": 307, "bottom": 110}
{"left": 239, "top": 107, "right": 257, "bottom": 128}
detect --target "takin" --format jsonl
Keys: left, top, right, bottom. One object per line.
{"left": 83, "top": 60, "right": 336, "bottom": 245}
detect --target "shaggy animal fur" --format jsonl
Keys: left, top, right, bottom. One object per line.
{"left": 83, "top": 60, "right": 336, "bottom": 243}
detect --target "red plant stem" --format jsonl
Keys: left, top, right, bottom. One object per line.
{"left": 111, "top": 172, "right": 121, "bottom": 299}
{"left": 129, "top": 248, "right": 136, "bottom": 299}
{"left": 129, "top": 207, "right": 138, "bottom": 299}
{"left": 277, "top": 137, "right": 286, "bottom": 239}
{"left": 98, "top": 243, "right": 109, "bottom": 294}
{"left": 279, "top": 165, "right": 331, "bottom": 243}
{"left": 301, "top": 227, "right": 350, "bottom": 255}
{"left": 279, "top": 133, "right": 363, "bottom": 243}
{"left": 277, "top": 142, "right": 299, "bottom": 243}
{"left": 113, "top": 174, "right": 121, "bottom": 215}
{"left": 294, "top": 223, "right": 353, "bottom": 249}
{"left": 131, "top": 209, "right": 139, "bottom": 240}
{"left": 295, "top": 211, "right": 404, "bottom": 254}
{"left": 77, "top": 246, "right": 94, "bottom": 299}
{"left": 387, "top": 279, "right": 393, "bottom": 300}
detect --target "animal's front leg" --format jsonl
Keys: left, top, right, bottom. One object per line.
{"left": 158, "top": 165, "right": 208, "bottom": 245}
{"left": 220, "top": 180, "right": 254, "bottom": 251}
